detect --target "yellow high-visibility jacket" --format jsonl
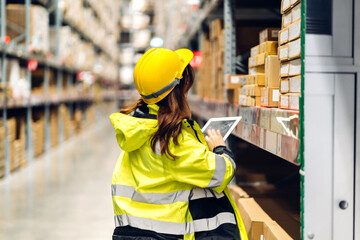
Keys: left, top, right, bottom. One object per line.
{"left": 110, "top": 104, "right": 248, "bottom": 240}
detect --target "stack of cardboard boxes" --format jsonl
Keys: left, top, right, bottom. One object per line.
{"left": 278, "top": 0, "right": 301, "bottom": 110}
{"left": 32, "top": 114, "right": 45, "bottom": 158}
{"left": 228, "top": 185, "right": 293, "bottom": 240}
{"left": 198, "top": 19, "right": 225, "bottom": 101}
{"left": 50, "top": 109, "right": 59, "bottom": 147}
{"left": 227, "top": 28, "right": 281, "bottom": 108}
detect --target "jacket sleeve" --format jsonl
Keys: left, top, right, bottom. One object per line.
{"left": 168, "top": 134, "right": 236, "bottom": 194}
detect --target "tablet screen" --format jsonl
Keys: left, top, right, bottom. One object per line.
{"left": 201, "top": 117, "right": 241, "bottom": 141}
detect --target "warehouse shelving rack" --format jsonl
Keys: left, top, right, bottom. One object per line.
{"left": 174, "top": 0, "right": 360, "bottom": 239}
{"left": 0, "top": 0, "right": 137, "bottom": 179}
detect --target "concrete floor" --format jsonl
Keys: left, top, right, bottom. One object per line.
{"left": 0, "top": 119, "right": 121, "bottom": 239}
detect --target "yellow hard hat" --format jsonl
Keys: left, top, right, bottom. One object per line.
{"left": 134, "top": 48, "right": 194, "bottom": 104}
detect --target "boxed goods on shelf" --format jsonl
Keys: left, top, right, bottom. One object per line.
{"left": 32, "top": 114, "right": 45, "bottom": 157}
{"left": 282, "top": 10, "right": 292, "bottom": 28}
{"left": 50, "top": 109, "right": 58, "bottom": 147}
{"left": 279, "top": 44, "right": 289, "bottom": 61}
{"left": 256, "top": 52, "right": 277, "bottom": 66}
{"left": 6, "top": 59, "right": 29, "bottom": 100}
{"left": 74, "top": 109, "right": 83, "bottom": 134}
{"left": 249, "top": 66, "right": 265, "bottom": 75}
{"left": 279, "top": 28, "right": 289, "bottom": 45}
{"left": 288, "top": 38, "right": 301, "bottom": 59}
{"left": 292, "top": 3, "right": 301, "bottom": 23}
{"left": 289, "top": 20, "right": 301, "bottom": 41}
{"left": 259, "top": 28, "right": 280, "bottom": 44}
{"left": 259, "top": 41, "right": 278, "bottom": 54}
{"left": 280, "top": 62, "right": 290, "bottom": 77}
{"left": 6, "top": 4, "right": 49, "bottom": 53}
{"left": 280, "top": 79, "right": 290, "bottom": 93}
{"left": 289, "top": 76, "right": 301, "bottom": 93}
{"left": 265, "top": 56, "right": 281, "bottom": 88}
{"left": 279, "top": 93, "right": 300, "bottom": 110}
{"left": 289, "top": 59, "right": 301, "bottom": 76}
{"left": 261, "top": 87, "right": 280, "bottom": 107}
{"left": 279, "top": 94, "right": 289, "bottom": 109}
{"left": 251, "top": 45, "right": 260, "bottom": 56}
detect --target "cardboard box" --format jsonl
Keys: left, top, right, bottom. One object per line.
{"left": 280, "top": 79, "right": 290, "bottom": 93}
{"left": 281, "top": 0, "right": 291, "bottom": 14}
{"left": 261, "top": 87, "right": 280, "bottom": 107}
{"left": 253, "top": 74, "right": 265, "bottom": 86}
{"left": 289, "top": 75, "right": 301, "bottom": 92}
{"left": 288, "top": 38, "right": 301, "bottom": 59}
{"left": 227, "top": 88, "right": 240, "bottom": 104}
{"left": 236, "top": 198, "right": 273, "bottom": 240}
{"left": 280, "top": 62, "right": 290, "bottom": 77}
{"left": 265, "top": 56, "right": 280, "bottom": 88}
{"left": 289, "top": 59, "right": 301, "bottom": 76}
{"left": 291, "top": 3, "right": 301, "bottom": 23}
{"left": 264, "top": 221, "right": 293, "bottom": 240}
{"left": 259, "top": 28, "right": 280, "bottom": 44}
{"left": 289, "top": 20, "right": 301, "bottom": 41}
{"left": 251, "top": 45, "right": 260, "bottom": 56}
{"left": 228, "top": 185, "right": 250, "bottom": 200}
{"left": 289, "top": 93, "right": 300, "bottom": 110}
{"left": 248, "top": 56, "right": 257, "bottom": 68}
{"left": 278, "top": 44, "right": 289, "bottom": 61}
{"left": 249, "top": 66, "right": 265, "bottom": 75}
{"left": 246, "top": 75, "right": 252, "bottom": 85}
{"left": 279, "top": 94, "right": 289, "bottom": 109}
{"left": 282, "top": 11, "right": 292, "bottom": 28}
{"left": 279, "top": 28, "right": 289, "bottom": 46}
{"left": 240, "top": 86, "right": 247, "bottom": 96}
{"left": 259, "top": 41, "right": 278, "bottom": 54}
{"left": 248, "top": 85, "right": 261, "bottom": 97}
{"left": 227, "top": 75, "right": 243, "bottom": 89}
{"left": 239, "top": 94, "right": 247, "bottom": 105}
{"left": 256, "top": 52, "right": 277, "bottom": 66}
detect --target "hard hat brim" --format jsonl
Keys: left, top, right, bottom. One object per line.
{"left": 175, "top": 49, "right": 194, "bottom": 71}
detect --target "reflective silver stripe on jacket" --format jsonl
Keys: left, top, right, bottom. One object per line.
{"left": 114, "top": 212, "right": 236, "bottom": 235}
{"left": 207, "top": 154, "right": 227, "bottom": 188}
{"left": 112, "top": 184, "right": 191, "bottom": 204}
{"left": 189, "top": 187, "right": 225, "bottom": 200}
{"left": 222, "top": 153, "right": 236, "bottom": 171}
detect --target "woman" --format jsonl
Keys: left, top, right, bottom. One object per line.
{"left": 110, "top": 48, "right": 248, "bottom": 240}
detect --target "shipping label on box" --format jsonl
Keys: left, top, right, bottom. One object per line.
{"left": 281, "top": 79, "right": 290, "bottom": 93}
{"left": 289, "top": 58, "right": 301, "bottom": 76}
{"left": 251, "top": 45, "right": 260, "bottom": 56}
{"left": 289, "top": 19, "right": 301, "bottom": 41}
{"left": 289, "top": 75, "right": 301, "bottom": 92}
{"left": 279, "top": 94, "right": 289, "bottom": 109}
{"left": 265, "top": 55, "right": 280, "bottom": 88}
{"left": 281, "top": 0, "right": 291, "bottom": 13}
{"left": 292, "top": 3, "right": 301, "bottom": 23}
{"left": 259, "top": 41, "right": 278, "bottom": 54}
{"left": 279, "top": 44, "right": 289, "bottom": 61}
{"left": 288, "top": 38, "right": 301, "bottom": 59}
{"left": 259, "top": 28, "right": 280, "bottom": 44}
{"left": 282, "top": 11, "right": 292, "bottom": 28}
{"left": 279, "top": 27, "right": 289, "bottom": 45}
{"left": 280, "top": 62, "right": 290, "bottom": 77}
{"left": 289, "top": 93, "right": 300, "bottom": 110}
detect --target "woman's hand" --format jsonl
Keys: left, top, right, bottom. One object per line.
{"left": 205, "top": 129, "right": 226, "bottom": 152}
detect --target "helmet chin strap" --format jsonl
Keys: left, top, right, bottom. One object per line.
{"left": 141, "top": 77, "right": 182, "bottom": 100}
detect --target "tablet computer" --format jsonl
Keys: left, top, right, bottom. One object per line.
{"left": 201, "top": 117, "right": 242, "bottom": 141}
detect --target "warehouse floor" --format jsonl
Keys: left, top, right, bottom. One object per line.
{"left": 0, "top": 119, "right": 120, "bottom": 239}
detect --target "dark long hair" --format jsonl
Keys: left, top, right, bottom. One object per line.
{"left": 120, "top": 65, "right": 195, "bottom": 159}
